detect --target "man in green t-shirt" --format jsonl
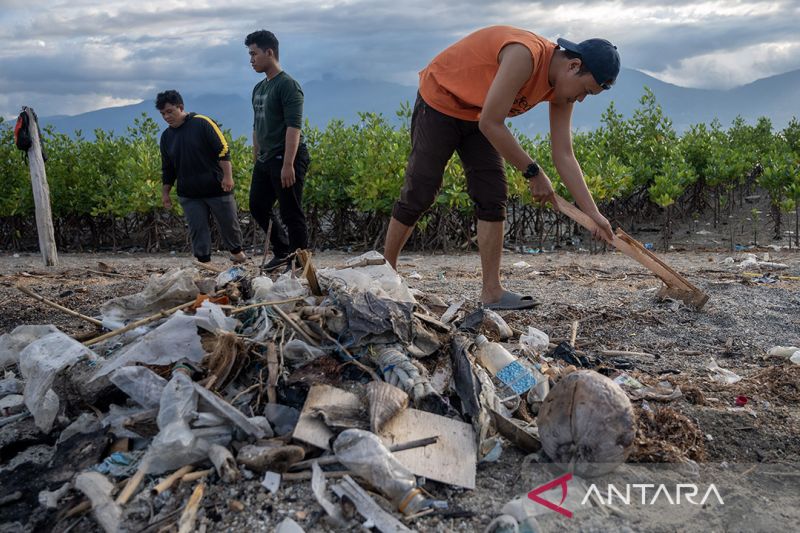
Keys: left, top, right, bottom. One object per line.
{"left": 245, "top": 30, "right": 310, "bottom": 271}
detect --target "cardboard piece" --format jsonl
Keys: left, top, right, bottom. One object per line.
{"left": 293, "top": 384, "right": 476, "bottom": 489}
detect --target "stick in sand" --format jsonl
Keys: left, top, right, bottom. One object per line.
{"left": 16, "top": 284, "right": 103, "bottom": 327}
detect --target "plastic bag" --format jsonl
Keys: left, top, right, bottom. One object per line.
{"left": 0, "top": 325, "right": 61, "bottom": 368}
{"left": 317, "top": 251, "right": 416, "bottom": 304}
{"left": 194, "top": 300, "right": 239, "bottom": 333}
{"left": 19, "top": 329, "right": 96, "bottom": 432}
{"left": 282, "top": 339, "right": 326, "bottom": 366}
{"left": 109, "top": 366, "right": 167, "bottom": 409}
{"left": 519, "top": 327, "right": 550, "bottom": 356}
{"left": 100, "top": 267, "right": 200, "bottom": 321}
{"left": 707, "top": 359, "right": 742, "bottom": 384}
{"left": 92, "top": 312, "right": 205, "bottom": 380}
{"left": 251, "top": 276, "right": 274, "bottom": 301}
{"left": 259, "top": 272, "right": 309, "bottom": 311}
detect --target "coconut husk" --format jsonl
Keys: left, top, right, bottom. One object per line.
{"left": 367, "top": 381, "right": 409, "bottom": 432}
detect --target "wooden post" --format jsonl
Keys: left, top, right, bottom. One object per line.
{"left": 24, "top": 107, "right": 58, "bottom": 267}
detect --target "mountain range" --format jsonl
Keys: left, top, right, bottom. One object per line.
{"left": 40, "top": 68, "right": 800, "bottom": 140}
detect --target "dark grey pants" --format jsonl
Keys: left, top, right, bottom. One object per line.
{"left": 178, "top": 195, "right": 243, "bottom": 261}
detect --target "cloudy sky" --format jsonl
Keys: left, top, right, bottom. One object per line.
{"left": 1, "top": 0, "right": 798, "bottom": 118}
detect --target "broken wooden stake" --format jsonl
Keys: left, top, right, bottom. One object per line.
{"left": 553, "top": 195, "right": 709, "bottom": 309}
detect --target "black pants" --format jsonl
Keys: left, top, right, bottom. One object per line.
{"left": 249, "top": 146, "right": 310, "bottom": 257}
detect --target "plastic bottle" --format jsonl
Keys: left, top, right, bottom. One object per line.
{"left": 474, "top": 335, "right": 537, "bottom": 395}
{"left": 333, "top": 429, "right": 428, "bottom": 516}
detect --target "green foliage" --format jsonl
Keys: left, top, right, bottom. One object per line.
{"left": 1, "top": 92, "right": 798, "bottom": 246}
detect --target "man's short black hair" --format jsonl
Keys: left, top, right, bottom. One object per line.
{"left": 155, "top": 90, "right": 183, "bottom": 110}
{"left": 245, "top": 30, "right": 279, "bottom": 60}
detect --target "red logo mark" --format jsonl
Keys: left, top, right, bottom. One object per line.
{"left": 527, "top": 472, "right": 573, "bottom": 518}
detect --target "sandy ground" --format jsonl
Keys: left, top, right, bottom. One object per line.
{"left": 0, "top": 248, "right": 798, "bottom": 532}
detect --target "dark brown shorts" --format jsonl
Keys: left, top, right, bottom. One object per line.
{"left": 392, "top": 93, "right": 507, "bottom": 226}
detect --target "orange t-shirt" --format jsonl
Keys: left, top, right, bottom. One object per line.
{"left": 418, "top": 26, "right": 557, "bottom": 121}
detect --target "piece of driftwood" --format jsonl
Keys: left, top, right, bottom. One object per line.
{"left": 152, "top": 465, "right": 194, "bottom": 495}
{"left": 553, "top": 195, "right": 709, "bottom": 309}
{"left": 177, "top": 483, "right": 204, "bottom": 533}
{"left": 23, "top": 107, "right": 58, "bottom": 267}
{"left": 266, "top": 341, "right": 280, "bottom": 404}
{"left": 180, "top": 469, "right": 213, "bottom": 483}
{"left": 16, "top": 284, "right": 103, "bottom": 326}
{"left": 296, "top": 249, "right": 322, "bottom": 296}
{"left": 115, "top": 457, "right": 150, "bottom": 505}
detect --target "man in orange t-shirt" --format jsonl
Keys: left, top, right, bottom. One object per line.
{"left": 384, "top": 26, "right": 620, "bottom": 309}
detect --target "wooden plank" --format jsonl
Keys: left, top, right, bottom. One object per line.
{"left": 293, "top": 384, "right": 476, "bottom": 489}
{"left": 24, "top": 107, "right": 58, "bottom": 267}
{"left": 553, "top": 195, "right": 708, "bottom": 309}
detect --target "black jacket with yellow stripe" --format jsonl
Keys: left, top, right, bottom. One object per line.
{"left": 160, "top": 112, "right": 232, "bottom": 198}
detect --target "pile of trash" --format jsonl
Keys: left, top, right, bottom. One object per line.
{"left": 0, "top": 251, "right": 645, "bottom": 532}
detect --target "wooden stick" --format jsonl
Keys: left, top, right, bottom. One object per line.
{"left": 296, "top": 249, "right": 323, "bottom": 296}
{"left": 152, "top": 465, "right": 194, "bottom": 495}
{"left": 266, "top": 341, "right": 279, "bottom": 404}
{"left": 601, "top": 349, "right": 656, "bottom": 358}
{"left": 569, "top": 320, "right": 578, "bottom": 348}
{"left": 193, "top": 261, "right": 226, "bottom": 273}
{"left": 115, "top": 458, "right": 150, "bottom": 505}
{"left": 177, "top": 483, "right": 204, "bottom": 533}
{"left": 283, "top": 470, "right": 352, "bottom": 481}
{"left": 83, "top": 297, "right": 205, "bottom": 347}
{"left": 16, "top": 284, "right": 103, "bottom": 326}
{"left": 553, "top": 195, "right": 709, "bottom": 309}
{"left": 271, "top": 304, "right": 316, "bottom": 345}
{"left": 64, "top": 499, "right": 91, "bottom": 518}
{"left": 229, "top": 296, "right": 306, "bottom": 316}
{"left": 290, "top": 436, "right": 439, "bottom": 471}
{"left": 180, "top": 469, "right": 213, "bottom": 483}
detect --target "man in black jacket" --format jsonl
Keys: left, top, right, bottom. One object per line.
{"left": 157, "top": 90, "right": 247, "bottom": 263}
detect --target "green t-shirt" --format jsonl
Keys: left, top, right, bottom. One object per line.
{"left": 252, "top": 71, "right": 305, "bottom": 162}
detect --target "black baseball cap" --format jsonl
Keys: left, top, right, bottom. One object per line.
{"left": 556, "top": 37, "right": 620, "bottom": 90}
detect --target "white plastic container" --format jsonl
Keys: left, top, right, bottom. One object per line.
{"left": 475, "top": 335, "right": 537, "bottom": 395}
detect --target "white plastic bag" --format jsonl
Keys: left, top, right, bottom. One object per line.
{"left": 519, "top": 326, "right": 550, "bottom": 356}
{"left": 19, "top": 330, "right": 96, "bottom": 432}
{"left": 92, "top": 312, "right": 205, "bottom": 380}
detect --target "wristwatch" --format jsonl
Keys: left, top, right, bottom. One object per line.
{"left": 523, "top": 162, "right": 540, "bottom": 180}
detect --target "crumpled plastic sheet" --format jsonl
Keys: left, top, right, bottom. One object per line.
{"left": 102, "top": 404, "right": 150, "bottom": 440}
{"left": 94, "top": 450, "right": 145, "bottom": 478}
{"left": 91, "top": 312, "right": 205, "bottom": 381}
{"left": 100, "top": 267, "right": 201, "bottom": 321}
{"left": 316, "top": 251, "right": 416, "bottom": 304}
{"left": 0, "top": 325, "right": 61, "bottom": 368}
{"left": 0, "top": 375, "right": 24, "bottom": 398}
{"left": 282, "top": 339, "right": 327, "bottom": 366}
{"left": 109, "top": 366, "right": 167, "bottom": 409}
{"left": 241, "top": 308, "right": 273, "bottom": 343}
{"left": 144, "top": 372, "right": 268, "bottom": 474}
{"left": 58, "top": 412, "right": 101, "bottom": 444}
{"left": 18, "top": 329, "right": 97, "bottom": 433}
{"left": 338, "top": 291, "right": 415, "bottom": 346}
{"left": 194, "top": 300, "right": 239, "bottom": 333}
{"left": 256, "top": 272, "right": 309, "bottom": 311}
